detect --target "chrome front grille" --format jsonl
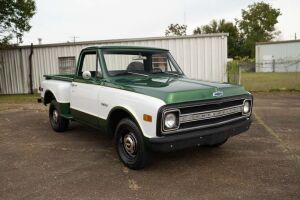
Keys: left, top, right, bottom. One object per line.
{"left": 161, "top": 97, "right": 252, "bottom": 134}
{"left": 179, "top": 105, "right": 244, "bottom": 123}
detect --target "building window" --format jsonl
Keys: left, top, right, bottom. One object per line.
{"left": 58, "top": 56, "right": 76, "bottom": 73}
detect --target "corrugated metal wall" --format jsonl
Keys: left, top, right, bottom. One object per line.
{"left": 256, "top": 40, "right": 300, "bottom": 72}
{"left": 0, "top": 34, "right": 228, "bottom": 94}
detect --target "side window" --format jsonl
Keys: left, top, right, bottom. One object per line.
{"left": 80, "top": 51, "right": 101, "bottom": 77}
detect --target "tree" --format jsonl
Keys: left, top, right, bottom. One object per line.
{"left": 193, "top": 19, "right": 240, "bottom": 58}
{"left": 237, "top": 2, "right": 281, "bottom": 57}
{"left": 0, "top": 0, "right": 36, "bottom": 47}
{"left": 195, "top": 20, "right": 219, "bottom": 34}
{"left": 165, "top": 24, "right": 187, "bottom": 36}
{"left": 193, "top": 27, "right": 201, "bottom": 35}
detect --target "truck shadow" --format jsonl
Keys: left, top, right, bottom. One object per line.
{"left": 66, "top": 121, "right": 228, "bottom": 169}
{"left": 151, "top": 146, "right": 227, "bottom": 169}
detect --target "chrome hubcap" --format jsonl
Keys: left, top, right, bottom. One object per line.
{"left": 123, "top": 133, "right": 137, "bottom": 156}
{"left": 53, "top": 110, "right": 58, "bottom": 123}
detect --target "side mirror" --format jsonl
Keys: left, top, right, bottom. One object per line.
{"left": 82, "top": 71, "right": 91, "bottom": 80}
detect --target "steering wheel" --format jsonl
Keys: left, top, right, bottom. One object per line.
{"left": 152, "top": 68, "right": 163, "bottom": 73}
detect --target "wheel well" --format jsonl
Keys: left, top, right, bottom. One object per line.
{"left": 44, "top": 90, "right": 56, "bottom": 105}
{"left": 108, "top": 108, "right": 139, "bottom": 136}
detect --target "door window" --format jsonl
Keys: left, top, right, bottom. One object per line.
{"left": 79, "top": 51, "right": 101, "bottom": 78}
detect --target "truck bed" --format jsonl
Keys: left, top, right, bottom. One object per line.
{"left": 44, "top": 74, "right": 75, "bottom": 82}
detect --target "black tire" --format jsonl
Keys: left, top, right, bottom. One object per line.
{"left": 49, "top": 100, "right": 69, "bottom": 132}
{"left": 115, "top": 118, "right": 152, "bottom": 170}
{"left": 207, "top": 138, "right": 228, "bottom": 147}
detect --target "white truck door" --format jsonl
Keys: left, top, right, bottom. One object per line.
{"left": 70, "top": 50, "right": 102, "bottom": 127}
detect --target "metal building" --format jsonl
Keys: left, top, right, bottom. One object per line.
{"left": 256, "top": 40, "right": 300, "bottom": 72}
{"left": 0, "top": 34, "right": 228, "bottom": 94}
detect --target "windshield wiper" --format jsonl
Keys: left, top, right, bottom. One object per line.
{"left": 114, "top": 71, "right": 149, "bottom": 77}
{"left": 127, "top": 72, "right": 149, "bottom": 77}
{"left": 164, "top": 71, "right": 181, "bottom": 76}
{"left": 152, "top": 71, "right": 181, "bottom": 76}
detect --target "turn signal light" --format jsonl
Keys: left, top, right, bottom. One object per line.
{"left": 143, "top": 114, "right": 152, "bottom": 122}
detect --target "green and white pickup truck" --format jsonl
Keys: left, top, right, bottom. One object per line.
{"left": 39, "top": 46, "right": 253, "bottom": 169}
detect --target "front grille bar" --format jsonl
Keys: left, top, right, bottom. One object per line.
{"left": 179, "top": 105, "right": 243, "bottom": 123}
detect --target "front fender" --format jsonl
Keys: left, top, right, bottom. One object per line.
{"left": 98, "top": 86, "right": 166, "bottom": 138}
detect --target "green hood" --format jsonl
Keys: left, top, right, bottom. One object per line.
{"left": 108, "top": 75, "right": 249, "bottom": 104}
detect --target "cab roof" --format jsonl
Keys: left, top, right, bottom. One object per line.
{"left": 83, "top": 45, "right": 169, "bottom": 51}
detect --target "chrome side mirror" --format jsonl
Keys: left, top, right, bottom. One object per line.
{"left": 82, "top": 71, "right": 91, "bottom": 80}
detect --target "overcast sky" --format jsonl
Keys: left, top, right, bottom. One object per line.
{"left": 22, "top": 0, "right": 300, "bottom": 45}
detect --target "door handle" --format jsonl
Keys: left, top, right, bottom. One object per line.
{"left": 71, "top": 83, "right": 77, "bottom": 87}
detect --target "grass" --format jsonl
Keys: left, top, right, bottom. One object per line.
{"left": 0, "top": 73, "right": 299, "bottom": 102}
{"left": 0, "top": 94, "right": 40, "bottom": 103}
{"left": 241, "top": 72, "right": 300, "bottom": 92}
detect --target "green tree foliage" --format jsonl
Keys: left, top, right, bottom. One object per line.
{"left": 237, "top": 2, "right": 281, "bottom": 57}
{"left": 167, "top": 2, "right": 281, "bottom": 58}
{"left": 165, "top": 24, "right": 187, "bottom": 36}
{"left": 193, "top": 27, "right": 201, "bottom": 35}
{"left": 193, "top": 19, "right": 240, "bottom": 58}
{"left": 194, "top": 20, "right": 219, "bottom": 34}
{"left": 0, "top": 0, "right": 36, "bottom": 47}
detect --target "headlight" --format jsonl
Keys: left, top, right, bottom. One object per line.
{"left": 243, "top": 100, "right": 251, "bottom": 114}
{"left": 165, "top": 113, "right": 176, "bottom": 128}
{"left": 163, "top": 110, "right": 180, "bottom": 131}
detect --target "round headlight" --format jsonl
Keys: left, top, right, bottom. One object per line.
{"left": 164, "top": 113, "right": 177, "bottom": 128}
{"left": 243, "top": 101, "right": 250, "bottom": 113}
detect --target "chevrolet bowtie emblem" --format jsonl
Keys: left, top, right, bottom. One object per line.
{"left": 213, "top": 90, "right": 223, "bottom": 97}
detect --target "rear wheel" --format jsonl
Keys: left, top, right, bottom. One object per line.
{"left": 49, "top": 100, "right": 69, "bottom": 132}
{"left": 115, "top": 118, "right": 151, "bottom": 170}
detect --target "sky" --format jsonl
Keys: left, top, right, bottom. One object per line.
{"left": 21, "top": 0, "right": 300, "bottom": 45}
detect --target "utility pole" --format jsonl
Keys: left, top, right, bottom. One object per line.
{"left": 295, "top": 33, "right": 297, "bottom": 40}
{"left": 183, "top": 0, "right": 186, "bottom": 25}
{"left": 29, "top": 43, "right": 34, "bottom": 94}
{"left": 71, "top": 36, "right": 79, "bottom": 43}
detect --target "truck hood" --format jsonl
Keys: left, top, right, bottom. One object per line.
{"left": 110, "top": 76, "right": 249, "bottom": 104}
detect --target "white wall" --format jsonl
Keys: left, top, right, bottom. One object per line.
{"left": 0, "top": 34, "right": 228, "bottom": 94}
{"left": 256, "top": 40, "right": 300, "bottom": 72}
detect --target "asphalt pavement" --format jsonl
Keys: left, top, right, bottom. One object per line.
{"left": 0, "top": 93, "right": 299, "bottom": 200}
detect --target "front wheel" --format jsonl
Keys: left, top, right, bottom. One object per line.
{"left": 49, "top": 100, "right": 69, "bottom": 132}
{"left": 115, "top": 118, "right": 151, "bottom": 170}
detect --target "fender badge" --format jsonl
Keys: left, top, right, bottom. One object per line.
{"left": 213, "top": 90, "right": 223, "bottom": 97}
{"left": 101, "top": 102, "right": 108, "bottom": 107}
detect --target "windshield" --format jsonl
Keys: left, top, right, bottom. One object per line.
{"left": 102, "top": 50, "right": 183, "bottom": 76}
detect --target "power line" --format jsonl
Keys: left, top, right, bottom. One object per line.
{"left": 70, "top": 36, "right": 79, "bottom": 43}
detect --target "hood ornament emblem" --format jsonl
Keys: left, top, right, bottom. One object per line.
{"left": 213, "top": 88, "right": 223, "bottom": 97}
